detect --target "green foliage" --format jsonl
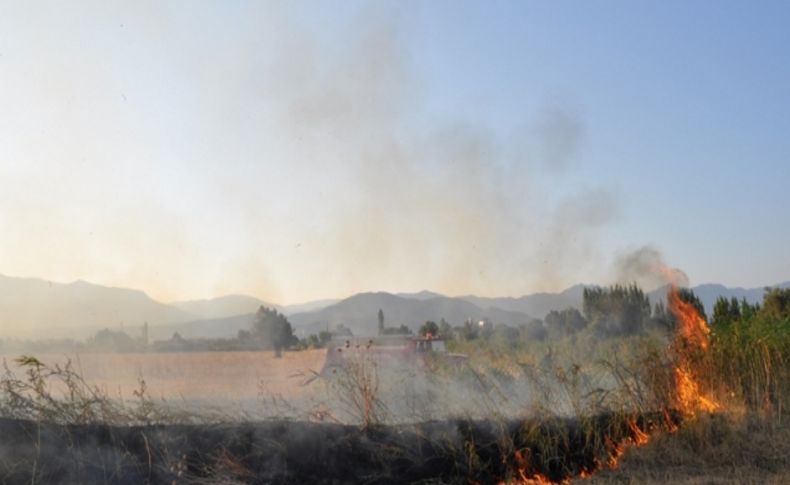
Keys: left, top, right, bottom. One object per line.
{"left": 583, "top": 284, "right": 651, "bottom": 336}
{"left": 650, "top": 300, "right": 672, "bottom": 331}
{"left": 419, "top": 320, "right": 440, "bottom": 337}
{"left": 740, "top": 297, "right": 761, "bottom": 320}
{"left": 761, "top": 287, "right": 790, "bottom": 321}
{"left": 319, "top": 330, "right": 332, "bottom": 344}
{"left": 521, "top": 318, "right": 547, "bottom": 341}
{"left": 301, "top": 330, "right": 333, "bottom": 349}
{"left": 544, "top": 308, "right": 587, "bottom": 338}
{"left": 252, "top": 306, "right": 297, "bottom": 357}
{"left": 489, "top": 323, "right": 520, "bottom": 350}
{"left": 709, "top": 290, "right": 790, "bottom": 415}
{"left": 89, "top": 328, "right": 140, "bottom": 352}
{"left": 461, "top": 319, "right": 480, "bottom": 340}
{"left": 438, "top": 318, "right": 453, "bottom": 338}
{"left": 712, "top": 296, "right": 741, "bottom": 329}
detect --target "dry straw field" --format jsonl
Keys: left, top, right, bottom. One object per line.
{"left": 0, "top": 350, "right": 327, "bottom": 404}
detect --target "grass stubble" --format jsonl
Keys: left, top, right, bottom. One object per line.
{"left": 0, "top": 316, "right": 787, "bottom": 485}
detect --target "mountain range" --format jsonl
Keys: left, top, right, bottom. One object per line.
{"left": 287, "top": 292, "right": 536, "bottom": 336}
{"left": 0, "top": 273, "right": 787, "bottom": 340}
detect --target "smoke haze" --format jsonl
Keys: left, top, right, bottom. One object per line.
{"left": 0, "top": 2, "right": 622, "bottom": 307}
{"left": 613, "top": 246, "right": 690, "bottom": 290}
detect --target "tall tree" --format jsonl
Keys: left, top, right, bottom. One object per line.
{"left": 712, "top": 296, "right": 741, "bottom": 329}
{"left": 438, "top": 318, "right": 452, "bottom": 338}
{"left": 583, "top": 284, "right": 650, "bottom": 336}
{"left": 544, "top": 307, "right": 587, "bottom": 338}
{"left": 740, "top": 297, "right": 761, "bottom": 320}
{"left": 252, "top": 306, "right": 296, "bottom": 357}
{"left": 377, "top": 308, "right": 385, "bottom": 335}
{"left": 419, "top": 320, "right": 439, "bottom": 337}
{"left": 760, "top": 287, "right": 790, "bottom": 321}
{"left": 651, "top": 300, "right": 672, "bottom": 331}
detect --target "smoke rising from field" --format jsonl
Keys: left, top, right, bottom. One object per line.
{"left": 0, "top": 2, "right": 619, "bottom": 305}
{"left": 613, "top": 246, "right": 690, "bottom": 290}
{"left": 219, "top": 6, "right": 622, "bottom": 302}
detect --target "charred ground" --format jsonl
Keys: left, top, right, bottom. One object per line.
{"left": 1, "top": 286, "right": 788, "bottom": 484}
{"left": 0, "top": 412, "right": 679, "bottom": 484}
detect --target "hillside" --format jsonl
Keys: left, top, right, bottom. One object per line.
{"left": 171, "top": 294, "right": 276, "bottom": 320}
{"left": 647, "top": 281, "right": 790, "bottom": 315}
{"left": 146, "top": 313, "right": 257, "bottom": 341}
{"left": 281, "top": 298, "right": 342, "bottom": 315}
{"left": 3, "top": 273, "right": 789, "bottom": 340}
{"left": 287, "top": 292, "right": 535, "bottom": 336}
{"left": 460, "top": 284, "right": 587, "bottom": 320}
{"left": 0, "top": 274, "right": 194, "bottom": 337}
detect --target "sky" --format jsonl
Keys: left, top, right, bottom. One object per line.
{"left": 1, "top": 1, "right": 788, "bottom": 305}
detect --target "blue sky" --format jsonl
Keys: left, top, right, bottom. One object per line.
{"left": 0, "top": 1, "right": 788, "bottom": 303}
{"left": 408, "top": 0, "right": 790, "bottom": 284}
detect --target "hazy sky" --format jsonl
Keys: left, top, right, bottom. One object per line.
{"left": 1, "top": 1, "right": 788, "bottom": 304}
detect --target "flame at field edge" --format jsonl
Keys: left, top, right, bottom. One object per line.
{"left": 505, "top": 284, "right": 722, "bottom": 484}
{"left": 667, "top": 285, "right": 721, "bottom": 416}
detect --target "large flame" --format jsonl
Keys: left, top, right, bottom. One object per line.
{"left": 507, "top": 284, "right": 720, "bottom": 484}
{"left": 668, "top": 287, "right": 710, "bottom": 351}
{"left": 668, "top": 286, "right": 720, "bottom": 415}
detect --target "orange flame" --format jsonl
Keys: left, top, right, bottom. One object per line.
{"left": 606, "top": 438, "right": 625, "bottom": 469}
{"left": 668, "top": 289, "right": 710, "bottom": 351}
{"left": 627, "top": 419, "right": 650, "bottom": 446}
{"left": 507, "top": 283, "right": 720, "bottom": 483}
{"left": 509, "top": 417, "right": 661, "bottom": 484}
{"left": 668, "top": 286, "right": 720, "bottom": 415}
{"left": 506, "top": 449, "right": 569, "bottom": 485}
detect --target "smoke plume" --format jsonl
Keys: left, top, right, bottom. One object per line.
{"left": 0, "top": 2, "right": 620, "bottom": 303}
{"left": 613, "top": 246, "right": 689, "bottom": 290}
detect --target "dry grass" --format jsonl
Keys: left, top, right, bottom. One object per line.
{"left": 0, "top": 350, "right": 327, "bottom": 403}
{"left": 2, "top": 320, "right": 787, "bottom": 484}
{"left": 580, "top": 413, "right": 790, "bottom": 484}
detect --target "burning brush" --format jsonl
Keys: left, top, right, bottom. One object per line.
{"left": 668, "top": 286, "right": 721, "bottom": 415}
{"left": 506, "top": 285, "right": 724, "bottom": 484}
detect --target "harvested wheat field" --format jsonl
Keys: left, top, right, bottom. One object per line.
{"left": 0, "top": 350, "right": 328, "bottom": 405}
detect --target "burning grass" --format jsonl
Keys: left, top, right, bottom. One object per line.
{"left": 0, "top": 411, "right": 681, "bottom": 484}
{"left": 0, "top": 350, "right": 685, "bottom": 484}
{"left": 583, "top": 413, "right": 790, "bottom": 484}
{"left": 1, "top": 286, "right": 788, "bottom": 483}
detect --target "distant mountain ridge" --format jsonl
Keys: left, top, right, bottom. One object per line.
{"left": 171, "top": 294, "right": 277, "bottom": 320}
{"left": 647, "top": 282, "right": 790, "bottom": 315}
{"left": 287, "top": 292, "right": 535, "bottom": 337}
{"left": 396, "top": 290, "right": 446, "bottom": 301}
{"left": 147, "top": 313, "right": 257, "bottom": 341}
{"left": 459, "top": 284, "right": 588, "bottom": 321}
{"left": 281, "top": 298, "right": 342, "bottom": 315}
{"left": 1, "top": 273, "right": 787, "bottom": 339}
{"left": 0, "top": 274, "right": 194, "bottom": 337}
